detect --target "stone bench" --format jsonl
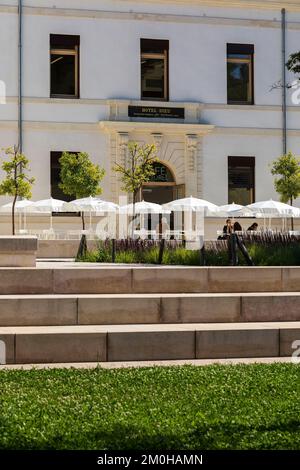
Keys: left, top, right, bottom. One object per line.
{"left": 0, "top": 236, "right": 38, "bottom": 267}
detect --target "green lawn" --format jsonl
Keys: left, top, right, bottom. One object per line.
{"left": 0, "top": 364, "right": 300, "bottom": 450}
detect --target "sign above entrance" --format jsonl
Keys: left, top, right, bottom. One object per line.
{"left": 128, "top": 105, "right": 185, "bottom": 120}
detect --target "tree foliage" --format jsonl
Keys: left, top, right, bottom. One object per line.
{"left": 59, "top": 152, "right": 105, "bottom": 231}
{"left": 59, "top": 152, "right": 105, "bottom": 199}
{"left": 0, "top": 146, "right": 35, "bottom": 235}
{"left": 271, "top": 152, "right": 300, "bottom": 205}
{"left": 114, "top": 142, "right": 158, "bottom": 238}
{"left": 114, "top": 142, "right": 158, "bottom": 201}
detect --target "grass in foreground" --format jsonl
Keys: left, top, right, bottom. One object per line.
{"left": 0, "top": 364, "right": 300, "bottom": 450}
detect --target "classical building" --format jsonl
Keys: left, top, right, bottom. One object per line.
{"left": 0, "top": 0, "right": 300, "bottom": 207}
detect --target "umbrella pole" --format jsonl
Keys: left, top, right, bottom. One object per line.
{"left": 89, "top": 210, "right": 92, "bottom": 231}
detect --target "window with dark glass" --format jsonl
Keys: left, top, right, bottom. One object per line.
{"left": 50, "top": 34, "right": 80, "bottom": 98}
{"left": 141, "top": 39, "right": 169, "bottom": 101}
{"left": 227, "top": 44, "right": 254, "bottom": 104}
{"left": 50, "top": 152, "right": 75, "bottom": 201}
{"left": 228, "top": 156, "right": 255, "bottom": 205}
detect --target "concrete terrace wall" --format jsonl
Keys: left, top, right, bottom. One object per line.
{"left": 0, "top": 265, "right": 300, "bottom": 294}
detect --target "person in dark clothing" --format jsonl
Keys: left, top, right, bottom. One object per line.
{"left": 218, "top": 219, "right": 233, "bottom": 239}
{"left": 247, "top": 222, "right": 258, "bottom": 231}
{"left": 233, "top": 221, "right": 242, "bottom": 232}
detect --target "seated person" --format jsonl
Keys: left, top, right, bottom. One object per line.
{"left": 233, "top": 221, "right": 242, "bottom": 232}
{"left": 247, "top": 222, "right": 258, "bottom": 231}
{"left": 218, "top": 219, "right": 233, "bottom": 239}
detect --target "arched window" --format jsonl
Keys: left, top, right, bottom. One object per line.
{"left": 150, "top": 163, "right": 175, "bottom": 183}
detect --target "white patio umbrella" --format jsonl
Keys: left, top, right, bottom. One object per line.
{"left": 32, "top": 198, "right": 65, "bottom": 212}
{"left": 247, "top": 199, "right": 300, "bottom": 231}
{"left": 0, "top": 199, "right": 34, "bottom": 213}
{"left": 247, "top": 199, "right": 300, "bottom": 217}
{"left": 119, "top": 200, "right": 170, "bottom": 215}
{"left": 95, "top": 201, "right": 119, "bottom": 213}
{"left": 218, "top": 203, "right": 254, "bottom": 218}
{"left": 119, "top": 201, "right": 170, "bottom": 239}
{"left": 163, "top": 196, "right": 219, "bottom": 215}
{"left": 62, "top": 197, "right": 118, "bottom": 230}
{"left": 0, "top": 199, "right": 35, "bottom": 231}
{"left": 163, "top": 197, "right": 219, "bottom": 241}
{"left": 62, "top": 196, "right": 106, "bottom": 212}
{"left": 31, "top": 198, "right": 65, "bottom": 229}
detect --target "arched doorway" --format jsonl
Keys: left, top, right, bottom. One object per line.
{"left": 141, "top": 162, "right": 185, "bottom": 234}
{"left": 142, "top": 162, "right": 184, "bottom": 204}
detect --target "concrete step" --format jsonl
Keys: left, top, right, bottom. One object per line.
{"left": 1, "top": 322, "right": 299, "bottom": 364}
{"left": 1, "top": 293, "right": 300, "bottom": 327}
{"left": 0, "top": 265, "right": 300, "bottom": 294}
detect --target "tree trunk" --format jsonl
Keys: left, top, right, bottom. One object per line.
{"left": 290, "top": 198, "right": 294, "bottom": 231}
{"left": 12, "top": 194, "right": 17, "bottom": 236}
{"left": 131, "top": 192, "right": 136, "bottom": 239}
{"left": 81, "top": 212, "right": 86, "bottom": 231}
{"left": 77, "top": 234, "right": 87, "bottom": 259}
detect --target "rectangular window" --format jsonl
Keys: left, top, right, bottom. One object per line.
{"left": 50, "top": 152, "right": 75, "bottom": 201}
{"left": 227, "top": 44, "right": 254, "bottom": 105}
{"left": 141, "top": 39, "right": 169, "bottom": 101}
{"left": 228, "top": 156, "right": 255, "bottom": 205}
{"left": 50, "top": 34, "right": 80, "bottom": 98}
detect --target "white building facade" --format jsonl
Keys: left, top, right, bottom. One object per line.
{"left": 0, "top": 0, "right": 300, "bottom": 208}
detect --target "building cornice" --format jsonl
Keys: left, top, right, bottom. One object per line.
{"left": 1, "top": 5, "right": 300, "bottom": 29}
{"left": 99, "top": 120, "right": 215, "bottom": 135}
{"left": 1, "top": 120, "right": 300, "bottom": 135}
{"left": 215, "top": 126, "right": 300, "bottom": 135}
{"left": 1, "top": 1, "right": 300, "bottom": 13}
{"left": 4, "top": 96, "right": 300, "bottom": 112}
{"left": 124, "top": 0, "right": 300, "bottom": 12}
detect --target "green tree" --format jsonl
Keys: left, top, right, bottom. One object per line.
{"left": 271, "top": 152, "right": 300, "bottom": 206}
{"left": 114, "top": 142, "right": 158, "bottom": 237}
{"left": 0, "top": 146, "right": 35, "bottom": 235}
{"left": 59, "top": 151, "right": 105, "bottom": 230}
{"left": 271, "top": 152, "right": 300, "bottom": 230}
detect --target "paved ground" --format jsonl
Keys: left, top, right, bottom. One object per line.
{"left": 0, "top": 357, "right": 295, "bottom": 371}
{"left": 36, "top": 260, "right": 208, "bottom": 268}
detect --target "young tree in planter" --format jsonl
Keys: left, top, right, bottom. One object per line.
{"left": 271, "top": 152, "right": 300, "bottom": 230}
{"left": 114, "top": 142, "right": 158, "bottom": 238}
{"left": 0, "top": 146, "right": 35, "bottom": 235}
{"left": 59, "top": 151, "right": 105, "bottom": 231}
